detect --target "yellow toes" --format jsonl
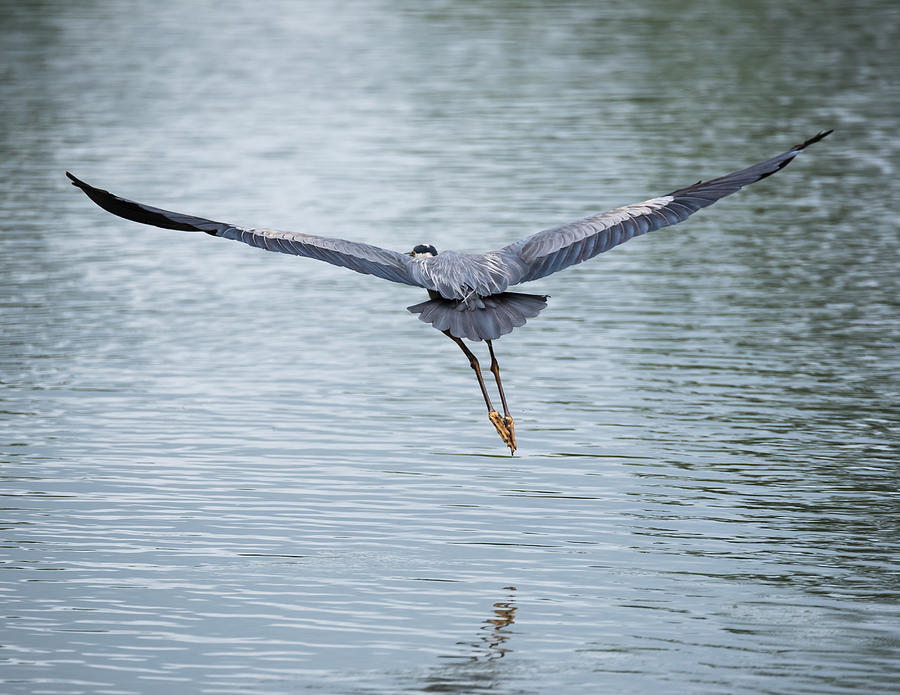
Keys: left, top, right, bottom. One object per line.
{"left": 488, "top": 411, "right": 517, "bottom": 455}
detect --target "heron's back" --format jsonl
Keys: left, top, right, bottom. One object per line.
{"left": 409, "top": 251, "right": 527, "bottom": 301}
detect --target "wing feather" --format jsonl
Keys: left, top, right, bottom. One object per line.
{"left": 501, "top": 131, "right": 831, "bottom": 285}
{"left": 66, "top": 172, "right": 420, "bottom": 287}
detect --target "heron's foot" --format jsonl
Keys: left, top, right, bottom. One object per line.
{"left": 488, "top": 410, "right": 517, "bottom": 455}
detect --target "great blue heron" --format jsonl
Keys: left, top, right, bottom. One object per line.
{"left": 67, "top": 130, "right": 830, "bottom": 453}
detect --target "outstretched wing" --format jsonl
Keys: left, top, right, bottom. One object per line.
{"left": 66, "top": 172, "right": 420, "bottom": 287}
{"left": 499, "top": 131, "right": 832, "bottom": 285}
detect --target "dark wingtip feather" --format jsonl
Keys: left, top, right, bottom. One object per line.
{"left": 793, "top": 129, "right": 833, "bottom": 151}
{"left": 67, "top": 171, "right": 105, "bottom": 192}
{"left": 756, "top": 129, "right": 833, "bottom": 181}
{"left": 66, "top": 172, "right": 224, "bottom": 233}
{"left": 66, "top": 171, "right": 92, "bottom": 190}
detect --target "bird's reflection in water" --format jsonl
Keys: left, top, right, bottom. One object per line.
{"left": 471, "top": 585, "right": 518, "bottom": 661}
{"left": 422, "top": 586, "right": 527, "bottom": 694}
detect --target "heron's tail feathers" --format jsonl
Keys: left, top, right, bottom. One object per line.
{"left": 408, "top": 292, "right": 549, "bottom": 341}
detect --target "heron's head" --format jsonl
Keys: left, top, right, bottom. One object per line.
{"left": 410, "top": 244, "right": 438, "bottom": 258}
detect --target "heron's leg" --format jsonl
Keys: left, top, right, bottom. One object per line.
{"left": 442, "top": 330, "right": 494, "bottom": 413}
{"left": 442, "top": 331, "right": 516, "bottom": 454}
{"left": 486, "top": 340, "right": 510, "bottom": 418}
{"left": 486, "top": 340, "right": 516, "bottom": 454}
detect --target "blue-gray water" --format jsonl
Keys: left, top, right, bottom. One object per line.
{"left": 2, "top": 1, "right": 899, "bottom": 693}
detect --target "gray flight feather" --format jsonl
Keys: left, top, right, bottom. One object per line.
{"left": 65, "top": 172, "right": 419, "bottom": 287}
{"left": 494, "top": 130, "right": 832, "bottom": 284}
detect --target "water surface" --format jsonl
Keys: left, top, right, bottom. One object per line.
{"left": 2, "top": 1, "right": 899, "bottom": 693}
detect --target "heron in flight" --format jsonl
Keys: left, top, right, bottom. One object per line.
{"left": 67, "top": 130, "right": 830, "bottom": 454}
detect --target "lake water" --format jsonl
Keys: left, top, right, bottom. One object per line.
{"left": 2, "top": 1, "right": 899, "bottom": 693}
